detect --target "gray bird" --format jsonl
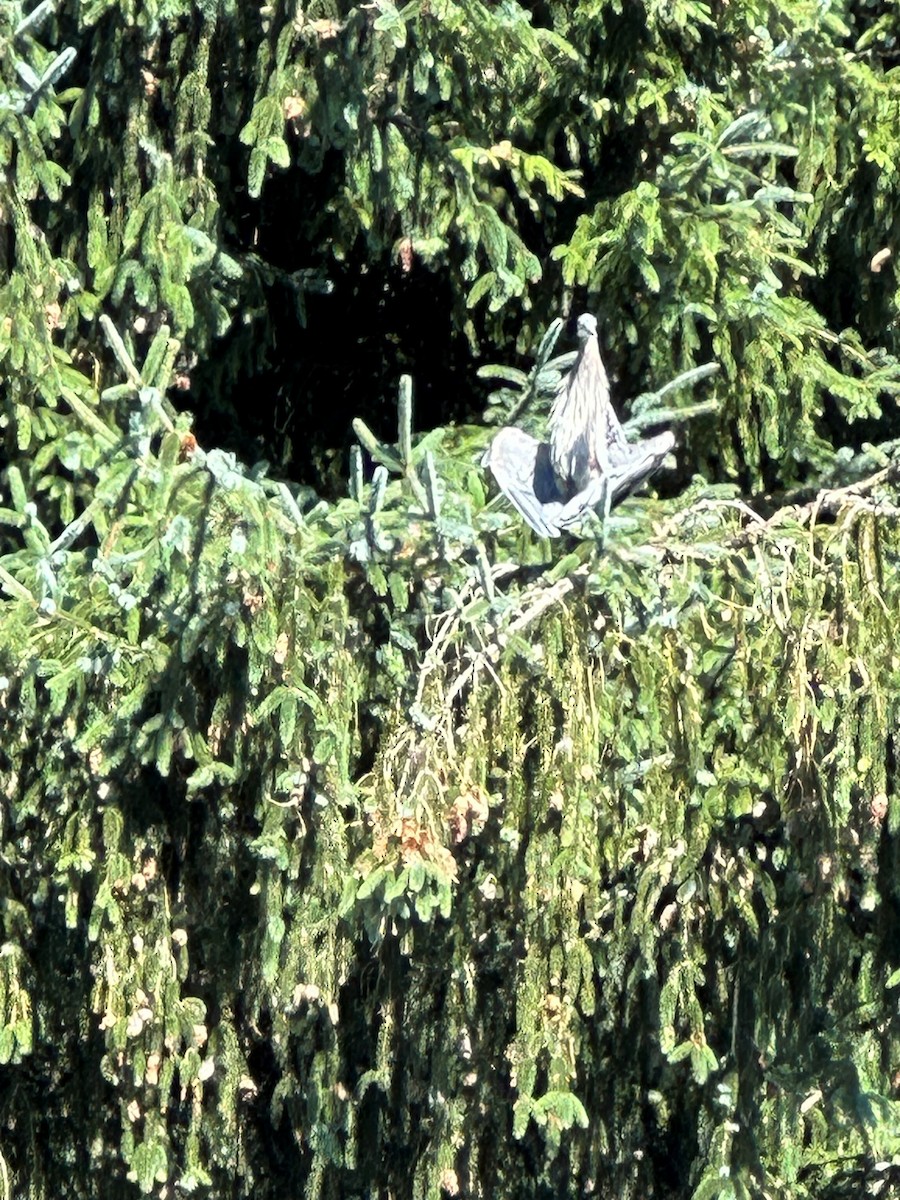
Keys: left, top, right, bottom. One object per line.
{"left": 483, "top": 314, "right": 675, "bottom": 537}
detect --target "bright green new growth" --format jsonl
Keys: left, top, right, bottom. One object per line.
{"left": 2, "top": 1, "right": 900, "bottom": 1198}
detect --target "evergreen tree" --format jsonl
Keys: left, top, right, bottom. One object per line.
{"left": 1, "top": 1, "right": 900, "bottom": 1198}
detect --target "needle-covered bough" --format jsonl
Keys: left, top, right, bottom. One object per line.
{"left": 483, "top": 314, "right": 680, "bottom": 538}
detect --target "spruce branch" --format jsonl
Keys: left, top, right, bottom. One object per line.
{"left": 140, "top": 324, "right": 177, "bottom": 389}
{"left": 475, "top": 540, "right": 495, "bottom": 602}
{"left": 349, "top": 445, "right": 364, "bottom": 502}
{"left": 275, "top": 482, "right": 306, "bottom": 529}
{"left": 352, "top": 418, "right": 404, "bottom": 474}
{"left": 0, "top": 562, "right": 36, "bottom": 603}
{"left": 370, "top": 466, "right": 388, "bottom": 514}
{"left": 100, "top": 316, "right": 143, "bottom": 390}
{"left": 36, "top": 47, "right": 75, "bottom": 92}
{"left": 629, "top": 363, "right": 720, "bottom": 421}
{"left": 353, "top": 377, "right": 433, "bottom": 513}
{"left": 483, "top": 318, "right": 565, "bottom": 427}
{"left": 14, "top": 61, "right": 41, "bottom": 93}
{"left": 365, "top": 465, "right": 393, "bottom": 553}
{"left": 47, "top": 495, "right": 105, "bottom": 556}
{"left": 14, "top": 0, "right": 55, "bottom": 39}
{"left": 398, "top": 375, "right": 414, "bottom": 466}
{"left": 397, "top": 375, "right": 430, "bottom": 511}
{"left": 99, "top": 317, "right": 175, "bottom": 434}
{"left": 61, "top": 390, "right": 119, "bottom": 447}
{"left": 9, "top": 44, "right": 76, "bottom": 113}
{"left": 422, "top": 450, "right": 441, "bottom": 520}
{"left": 625, "top": 398, "right": 720, "bottom": 435}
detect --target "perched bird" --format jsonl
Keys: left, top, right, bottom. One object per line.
{"left": 549, "top": 312, "right": 614, "bottom": 491}
{"left": 483, "top": 314, "right": 675, "bottom": 537}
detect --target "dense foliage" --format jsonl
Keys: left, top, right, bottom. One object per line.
{"left": 2, "top": 1, "right": 900, "bottom": 1198}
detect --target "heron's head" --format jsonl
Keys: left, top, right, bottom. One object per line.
{"left": 575, "top": 313, "right": 598, "bottom": 344}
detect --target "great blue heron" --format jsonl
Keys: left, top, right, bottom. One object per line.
{"left": 483, "top": 314, "right": 675, "bottom": 537}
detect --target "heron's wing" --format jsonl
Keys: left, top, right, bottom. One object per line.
{"left": 576, "top": 332, "right": 672, "bottom": 480}
{"left": 555, "top": 431, "right": 676, "bottom": 531}
{"left": 483, "top": 427, "right": 565, "bottom": 538}
{"left": 603, "top": 402, "right": 630, "bottom": 461}
{"left": 608, "top": 430, "right": 676, "bottom": 503}
{"left": 595, "top": 362, "right": 633, "bottom": 466}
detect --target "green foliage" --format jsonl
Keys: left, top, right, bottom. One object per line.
{"left": 3, "top": 306, "right": 900, "bottom": 1194}
{"left": 4, "top": 0, "right": 900, "bottom": 481}
{"left": 3, "top": 1, "right": 900, "bottom": 1198}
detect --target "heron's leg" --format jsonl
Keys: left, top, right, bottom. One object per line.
{"left": 558, "top": 477, "right": 605, "bottom": 526}
{"left": 563, "top": 474, "right": 611, "bottom": 544}
{"left": 555, "top": 475, "right": 611, "bottom": 543}
{"left": 602, "top": 469, "right": 613, "bottom": 519}
{"left": 592, "top": 473, "right": 611, "bottom": 548}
